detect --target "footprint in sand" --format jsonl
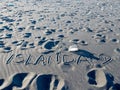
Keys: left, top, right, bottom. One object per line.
{"left": 0, "top": 28, "right": 4, "bottom": 32}
{"left": 2, "top": 25, "right": 13, "bottom": 31}
{"left": 12, "top": 40, "right": 24, "bottom": 46}
{"left": 114, "top": 48, "right": 120, "bottom": 53}
{"left": 110, "top": 38, "right": 119, "bottom": 44}
{"left": 82, "top": 27, "right": 93, "bottom": 33}
{"left": 57, "top": 34, "right": 64, "bottom": 39}
{"left": 38, "top": 37, "right": 47, "bottom": 46}
{"left": 5, "top": 34, "right": 12, "bottom": 39}
{"left": 79, "top": 40, "right": 88, "bottom": 46}
{"left": 0, "top": 33, "right": 12, "bottom": 39}
{"left": 3, "top": 46, "right": 12, "bottom": 53}
{"left": 0, "top": 79, "right": 4, "bottom": 86}
{"left": 0, "top": 41, "right": 5, "bottom": 48}
{"left": 31, "top": 74, "right": 67, "bottom": 90}
{"left": 45, "top": 30, "right": 53, "bottom": 35}
{"left": 0, "top": 72, "right": 67, "bottom": 90}
{"left": 92, "top": 33, "right": 106, "bottom": 44}
{"left": 38, "top": 39, "right": 60, "bottom": 54}
{"left": 0, "top": 72, "right": 36, "bottom": 90}
{"left": 29, "top": 25, "right": 35, "bottom": 30}
{"left": 43, "top": 40, "right": 59, "bottom": 50}
{"left": 109, "top": 83, "right": 120, "bottom": 90}
{"left": 23, "top": 33, "right": 32, "bottom": 38}
{"left": 28, "top": 42, "right": 35, "bottom": 48}
{"left": 0, "top": 21, "right": 3, "bottom": 25}
{"left": 71, "top": 39, "right": 79, "bottom": 44}
{"left": 20, "top": 41, "right": 29, "bottom": 50}
{"left": 96, "top": 38, "right": 106, "bottom": 44}
{"left": 30, "top": 20, "right": 36, "bottom": 24}
{"left": 86, "top": 67, "right": 107, "bottom": 88}
{"left": 17, "top": 27, "right": 25, "bottom": 32}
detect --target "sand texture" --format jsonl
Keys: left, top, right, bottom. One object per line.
{"left": 0, "top": 0, "right": 120, "bottom": 90}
